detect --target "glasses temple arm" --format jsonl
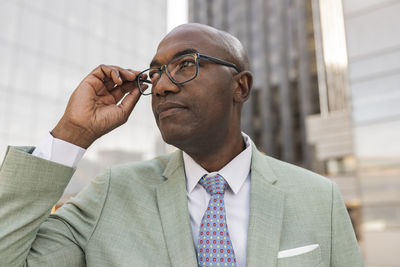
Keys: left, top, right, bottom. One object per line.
{"left": 198, "top": 54, "right": 241, "bottom": 73}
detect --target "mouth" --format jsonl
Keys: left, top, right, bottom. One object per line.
{"left": 157, "top": 102, "right": 187, "bottom": 120}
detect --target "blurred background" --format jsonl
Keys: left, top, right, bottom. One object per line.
{"left": 0, "top": 0, "right": 399, "bottom": 265}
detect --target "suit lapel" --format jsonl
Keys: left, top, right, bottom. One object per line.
{"left": 246, "top": 148, "right": 285, "bottom": 267}
{"left": 156, "top": 151, "right": 198, "bottom": 267}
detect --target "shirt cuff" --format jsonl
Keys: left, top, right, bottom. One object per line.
{"left": 32, "top": 131, "right": 86, "bottom": 168}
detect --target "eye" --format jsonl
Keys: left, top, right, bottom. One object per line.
{"left": 149, "top": 70, "right": 160, "bottom": 81}
{"left": 180, "top": 60, "right": 195, "bottom": 68}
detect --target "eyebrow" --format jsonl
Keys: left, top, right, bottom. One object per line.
{"left": 149, "top": 48, "right": 199, "bottom": 68}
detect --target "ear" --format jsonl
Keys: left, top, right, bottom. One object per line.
{"left": 233, "top": 71, "right": 253, "bottom": 103}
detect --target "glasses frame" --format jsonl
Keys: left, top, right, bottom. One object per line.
{"left": 136, "top": 52, "right": 241, "bottom": 95}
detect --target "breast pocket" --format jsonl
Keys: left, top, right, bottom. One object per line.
{"left": 277, "top": 245, "right": 323, "bottom": 267}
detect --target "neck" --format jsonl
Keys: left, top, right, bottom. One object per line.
{"left": 185, "top": 130, "right": 245, "bottom": 172}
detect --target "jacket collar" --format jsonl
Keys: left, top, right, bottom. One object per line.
{"left": 156, "top": 151, "right": 198, "bottom": 267}
{"left": 156, "top": 144, "right": 285, "bottom": 267}
{"left": 246, "top": 143, "right": 285, "bottom": 267}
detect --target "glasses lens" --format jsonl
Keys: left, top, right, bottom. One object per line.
{"left": 167, "top": 54, "right": 198, "bottom": 83}
{"left": 137, "top": 68, "right": 160, "bottom": 95}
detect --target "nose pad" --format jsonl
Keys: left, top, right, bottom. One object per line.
{"left": 153, "top": 69, "right": 180, "bottom": 96}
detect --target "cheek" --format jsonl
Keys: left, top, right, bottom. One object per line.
{"left": 190, "top": 100, "right": 206, "bottom": 119}
{"left": 191, "top": 95, "right": 231, "bottom": 129}
{"left": 201, "top": 80, "right": 233, "bottom": 111}
{"left": 151, "top": 97, "right": 159, "bottom": 123}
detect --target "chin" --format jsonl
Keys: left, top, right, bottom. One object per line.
{"left": 156, "top": 117, "right": 206, "bottom": 151}
{"left": 159, "top": 126, "right": 190, "bottom": 147}
{"left": 159, "top": 126, "right": 196, "bottom": 151}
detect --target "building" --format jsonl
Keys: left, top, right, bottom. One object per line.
{"left": 342, "top": 1, "right": 400, "bottom": 265}
{"left": 189, "top": 0, "right": 321, "bottom": 169}
{"left": 0, "top": 0, "right": 168, "bottom": 199}
{"left": 189, "top": 0, "right": 400, "bottom": 265}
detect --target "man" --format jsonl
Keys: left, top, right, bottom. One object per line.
{"left": 0, "top": 23, "right": 363, "bottom": 266}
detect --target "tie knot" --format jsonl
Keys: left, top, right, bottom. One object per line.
{"left": 199, "top": 174, "right": 227, "bottom": 195}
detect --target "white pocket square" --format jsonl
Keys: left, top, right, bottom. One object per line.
{"left": 277, "top": 244, "right": 319, "bottom": 259}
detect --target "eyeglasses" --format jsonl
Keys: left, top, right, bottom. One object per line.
{"left": 136, "top": 52, "right": 240, "bottom": 95}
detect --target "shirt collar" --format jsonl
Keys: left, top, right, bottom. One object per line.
{"left": 183, "top": 132, "right": 252, "bottom": 195}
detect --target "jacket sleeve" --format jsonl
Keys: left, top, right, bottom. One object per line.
{"left": 330, "top": 182, "right": 365, "bottom": 266}
{"left": 0, "top": 146, "right": 108, "bottom": 267}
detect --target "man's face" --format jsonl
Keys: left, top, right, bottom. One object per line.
{"left": 150, "top": 26, "right": 237, "bottom": 151}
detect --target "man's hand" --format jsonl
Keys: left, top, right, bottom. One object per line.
{"left": 52, "top": 65, "right": 143, "bottom": 149}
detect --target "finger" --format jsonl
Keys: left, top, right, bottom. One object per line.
{"left": 103, "top": 79, "right": 116, "bottom": 90}
{"left": 109, "top": 66, "right": 123, "bottom": 86}
{"left": 120, "top": 79, "right": 139, "bottom": 93}
{"left": 92, "top": 64, "right": 123, "bottom": 87}
{"left": 109, "top": 86, "right": 125, "bottom": 102}
{"left": 110, "top": 66, "right": 140, "bottom": 82}
{"left": 92, "top": 65, "right": 141, "bottom": 93}
{"left": 138, "top": 83, "right": 149, "bottom": 94}
{"left": 127, "top": 69, "right": 142, "bottom": 76}
{"left": 110, "top": 81, "right": 138, "bottom": 102}
{"left": 103, "top": 69, "right": 138, "bottom": 93}
{"left": 118, "top": 87, "right": 142, "bottom": 121}
{"left": 88, "top": 79, "right": 115, "bottom": 97}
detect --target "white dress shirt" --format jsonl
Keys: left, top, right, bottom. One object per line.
{"left": 183, "top": 133, "right": 252, "bottom": 267}
{"left": 32, "top": 131, "right": 85, "bottom": 167}
{"left": 32, "top": 132, "right": 252, "bottom": 267}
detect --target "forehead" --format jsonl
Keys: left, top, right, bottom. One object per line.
{"left": 151, "top": 27, "right": 226, "bottom": 66}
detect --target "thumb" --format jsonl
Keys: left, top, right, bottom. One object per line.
{"left": 118, "top": 89, "right": 142, "bottom": 121}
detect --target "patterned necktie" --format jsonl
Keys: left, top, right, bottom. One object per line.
{"left": 196, "top": 174, "right": 237, "bottom": 267}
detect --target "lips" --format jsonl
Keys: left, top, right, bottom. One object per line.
{"left": 156, "top": 102, "right": 187, "bottom": 119}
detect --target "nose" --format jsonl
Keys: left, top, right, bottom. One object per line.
{"left": 152, "top": 68, "right": 180, "bottom": 97}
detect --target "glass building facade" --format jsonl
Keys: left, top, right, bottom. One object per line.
{"left": 343, "top": 1, "right": 400, "bottom": 265}
{"left": 189, "top": 0, "right": 400, "bottom": 265}
{"left": 0, "top": 0, "right": 168, "bottom": 201}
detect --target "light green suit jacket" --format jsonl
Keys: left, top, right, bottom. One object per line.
{"left": 0, "top": 145, "right": 364, "bottom": 267}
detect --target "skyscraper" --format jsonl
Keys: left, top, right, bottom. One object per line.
{"left": 189, "top": 0, "right": 400, "bottom": 264}
{"left": 189, "top": 0, "right": 321, "bottom": 168}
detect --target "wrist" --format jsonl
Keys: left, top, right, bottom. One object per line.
{"left": 51, "top": 119, "right": 96, "bottom": 149}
